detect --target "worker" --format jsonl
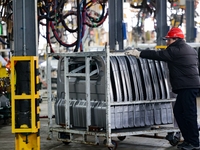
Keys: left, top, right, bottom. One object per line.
{"left": 125, "top": 27, "right": 200, "bottom": 150}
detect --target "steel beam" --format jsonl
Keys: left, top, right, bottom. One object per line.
{"left": 186, "top": 0, "right": 195, "bottom": 42}
{"left": 13, "top": 0, "right": 38, "bottom": 56}
{"left": 109, "top": 0, "right": 123, "bottom": 50}
{"left": 156, "top": 0, "right": 168, "bottom": 45}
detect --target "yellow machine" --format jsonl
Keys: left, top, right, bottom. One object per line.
{"left": 11, "top": 56, "right": 40, "bottom": 150}
{"left": 0, "top": 62, "right": 9, "bottom": 78}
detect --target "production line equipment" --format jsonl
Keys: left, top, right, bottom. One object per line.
{"left": 0, "top": 58, "right": 11, "bottom": 122}
{"left": 47, "top": 50, "right": 180, "bottom": 150}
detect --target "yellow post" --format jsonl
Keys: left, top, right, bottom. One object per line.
{"left": 11, "top": 56, "right": 40, "bottom": 150}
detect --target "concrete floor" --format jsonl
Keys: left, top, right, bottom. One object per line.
{"left": 0, "top": 119, "right": 178, "bottom": 150}
{"left": 1, "top": 98, "right": 200, "bottom": 150}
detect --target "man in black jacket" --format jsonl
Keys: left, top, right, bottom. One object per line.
{"left": 126, "top": 27, "right": 200, "bottom": 150}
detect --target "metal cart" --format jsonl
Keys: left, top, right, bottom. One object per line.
{"left": 46, "top": 48, "right": 180, "bottom": 150}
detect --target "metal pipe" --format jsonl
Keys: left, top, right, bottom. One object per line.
{"left": 64, "top": 57, "right": 70, "bottom": 129}
{"left": 47, "top": 56, "right": 53, "bottom": 139}
{"left": 105, "top": 46, "right": 112, "bottom": 147}
{"left": 85, "top": 56, "right": 91, "bottom": 131}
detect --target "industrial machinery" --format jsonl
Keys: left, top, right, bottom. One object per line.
{"left": 0, "top": 54, "right": 11, "bottom": 123}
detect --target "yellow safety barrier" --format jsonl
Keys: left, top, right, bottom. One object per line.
{"left": 11, "top": 56, "right": 40, "bottom": 150}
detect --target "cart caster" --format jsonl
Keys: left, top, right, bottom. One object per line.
{"left": 62, "top": 141, "right": 70, "bottom": 145}
{"left": 117, "top": 136, "right": 126, "bottom": 141}
{"left": 165, "top": 132, "right": 181, "bottom": 146}
{"left": 58, "top": 132, "right": 71, "bottom": 145}
{"left": 103, "top": 139, "right": 118, "bottom": 150}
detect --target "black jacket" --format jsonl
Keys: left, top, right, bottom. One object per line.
{"left": 140, "top": 39, "right": 200, "bottom": 92}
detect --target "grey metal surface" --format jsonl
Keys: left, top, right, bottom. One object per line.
{"left": 147, "top": 59, "right": 160, "bottom": 100}
{"left": 110, "top": 56, "right": 122, "bottom": 102}
{"left": 108, "top": 0, "right": 124, "bottom": 50}
{"left": 54, "top": 99, "right": 76, "bottom": 126}
{"left": 94, "top": 101, "right": 106, "bottom": 128}
{"left": 145, "top": 104, "right": 154, "bottom": 126}
{"left": 119, "top": 56, "right": 133, "bottom": 101}
{"left": 155, "top": 60, "right": 166, "bottom": 99}
{"left": 138, "top": 58, "right": 149, "bottom": 100}
{"left": 160, "top": 61, "right": 170, "bottom": 99}
{"left": 143, "top": 59, "right": 153, "bottom": 100}
{"left": 116, "top": 56, "right": 128, "bottom": 102}
{"left": 156, "top": 0, "right": 168, "bottom": 45}
{"left": 13, "top": 0, "right": 38, "bottom": 56}
{"left": 186, "top": 0, "right": 195, "bottom": 42}
{"left": 130, "top": 56, "right": 144, "bottom": 100}
{"left": 57, "top": 56, "right": 107, "bottom": 101}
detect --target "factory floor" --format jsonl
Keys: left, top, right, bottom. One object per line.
{"left": 1, "top": 98, "right": 200, "bottom": 150}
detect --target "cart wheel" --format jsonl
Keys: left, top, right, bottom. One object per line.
{"left": 62, "top": 141, "right": 70, "bottom": 145}
{"left": 117, "top": 136, "right": 126, "bottom": 141}
{"left": 103, "top": 139, "right": 118, "bottom": 150}
{"left": 58, "top": 132, "right": 71, "bottom": 145}
{"left": 62, "top": 134, "right": 71, "bottom": 145}
{"left": 165, "top": 132, "right": 181, "bottom": 146}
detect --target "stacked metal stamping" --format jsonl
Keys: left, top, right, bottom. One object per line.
{"left": 55, "top": 55, "right": 174, "bottom": 129}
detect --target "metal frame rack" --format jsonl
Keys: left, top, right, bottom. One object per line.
{"left": 46, "top": 48, "right": 180, "bottom": 149}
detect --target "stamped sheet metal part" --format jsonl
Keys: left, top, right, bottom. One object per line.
{"left": 115, "top": 56, "right": 128, "bottom": 102}
{"left": 126, "top": 56, "right": 139, "bottom": 101}
{"left": 130, "top": 56, "right": 144, "bottom": 100}
{"left": 154, "top": 60, "right": 166, "bottom": 99}
{"left": 110, "top": 56, "right": 122, "bottom": 102}
{"left": 143, "top": 58, "right": 154, "bottom": 100}
{"left": 120, "top": 56, "right": 133, "bottom": 102}
{"left": 147, "top": 59, "right": 161, "bottom": 100}
{"left": 138, "top": 58, "right": 149, "bottom": 100}
{"left": 110, "top": 57, "right": 121, "bottom": 102}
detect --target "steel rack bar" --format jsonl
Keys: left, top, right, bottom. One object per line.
{"left": 105, "top": 46, "right": 112, "bottom": 147}
{"left": 64, "top": 57, "right": 70, "bottom": 129}
{"left": 49, "top": 126, "right": 179, "bottom": 138}
{"left": 47, "top": 56, "right": 53, "bottom": 140}
{"left": 66, "top": 73, "right": 86, "bottom": 77}
{"left": 86, "top": 56, "right": 91, "bottom": 131}
{"left": 48, "top": 51, "right": 106, "bottom": 57}
{"left": 110, "top": 99, "right": 176, "bottom": 106}
{"left": 110, "top": 127, "right": 179, "bottom": 137}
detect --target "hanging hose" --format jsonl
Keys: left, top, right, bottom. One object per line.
{"left": 74, "top": 0, "right": 82, "bottom": 52}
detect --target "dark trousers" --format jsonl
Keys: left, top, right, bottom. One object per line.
{"left": 173, "top": 88, "right": 199, "bottom": 146}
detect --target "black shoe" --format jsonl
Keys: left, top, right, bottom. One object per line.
{"left": 177, "top": 141, "right": 189, "bottom": 149}
{"left": 181, "top": 143, "right": 200, "bottom": 150}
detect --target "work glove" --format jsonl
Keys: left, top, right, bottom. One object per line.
{"left": 125, "top": 49, "right": 141, "bottom": 58}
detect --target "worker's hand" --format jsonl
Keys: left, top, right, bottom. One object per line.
{"left": 125, "top": 49, "right": 141, "bottom": 58}
{"left": 42, "top": 81, "right": 47, "bottom": 88}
